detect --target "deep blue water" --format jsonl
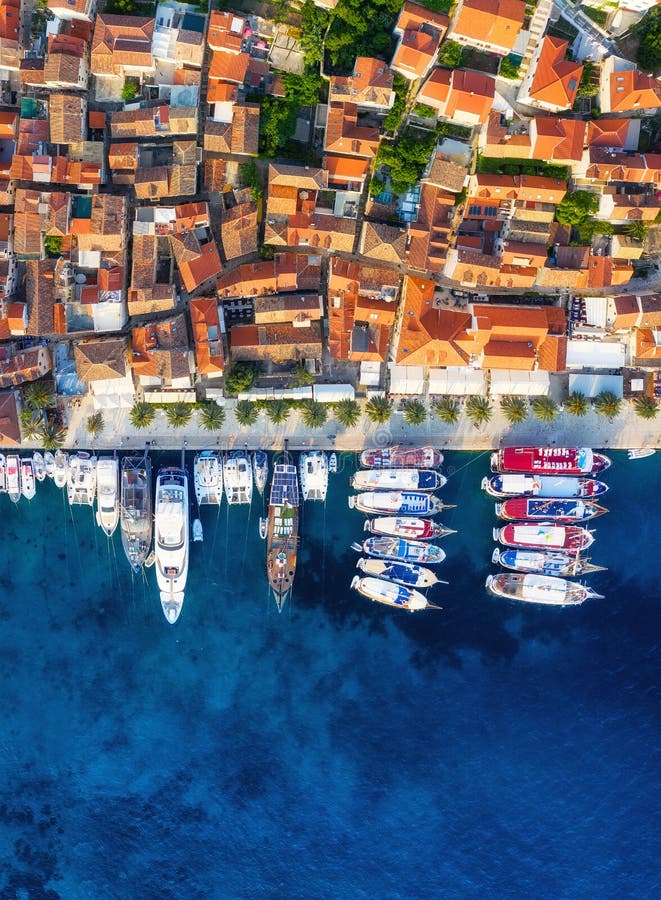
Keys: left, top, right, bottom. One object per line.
{"left": 0, "top": 452, "right": 659, "bottom": 898}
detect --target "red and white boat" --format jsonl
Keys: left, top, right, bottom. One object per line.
{"left": 491, "top": 447, "right": 610, "bottom": 476}
{"left": 495, "top": 498, "right": 607, "bottom": 523}
{"left": 364, "top": 517, "right": 455, "bottom": 540}
{"left": 360, "top": 445, "right": 443, "bottom": 469}
{"left": 493, "top": 522, "right": 595, "bottom": 551}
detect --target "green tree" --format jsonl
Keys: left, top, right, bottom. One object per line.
{"left": 166, "top": 403, "right": 193, "bottom": 428}
{"left": 198, "top": 402, "right": 225, "bottom": 431}
{"left": 413, "top": 103, "right": 436, "bottom": 118}
{"left": 555, "top": 191, "right": 599, "bottom": 226}
{"left": 625, "top": 221, "right": 648, "bottom": 242}
{"left": 633, "top": 395, "right": 658, "bottom": 419}
{"left": 438, "top": 39, "right": 463, "bottom": 68}
{"left": 300, "top": 1, "right": 329, "bottom": 68}
{"left": 224, "top": 362, "right": 258, "bottom": 397}
{"left": 500, "top": 395, "right": 528, "bottom": 426}
{"left": 121, "top": 82, "right": 138, "bottom": 102}
{"left": 531, "top": 396, "right": 559, "bottom": 422}
{"left": 325, "top": 0, "right": 400, "bottom": 70}
{"left": 365, "top": 394, "right": 392, "bottom": 424}
{"left": 300, "top": 400, "right": 328, "bottom": 429}
{"left": 383, "top": 74, "right": 408, "bottom": 131}
{"left": 39, "top": 420, "right": 66, "bottom": 451}
{"left": 44, "top": 235, "right": 63, "bottom": 257}
{"left": 564, "top": 391, "right": 589, "bottom": 417}
{"left": 577, "top": 61, "right": 599, "bottom": 98}
{"left": 235, "top": 399, "right": 259, "bottom": 427}
{"left": 499, "top": 58, "right": 520, "bottom": 80}
{"left": 129, "top": 401, "right": 155, "bottom": 430}
{"left": 377, "top": 127, "right": 438, "bottom": 194}
{"left": 240, "top": 160, "right": 262, "bottom": 201}
{"left": 593, "top": 391, "right": 621, "bottom": 420}
{"left": 290, "top": 361, "right": 314, "bottom": 388}
{"left": 334, "top": 398, "right": 361, "bottom": 428}
{"left": 434, "top": 397, "right": 460, "bottom": 425}
{"left": 265, "top": 400, "right": 290, "bottom": 425}
{"left": 20, "top": 409, "right": 42, "bottom": 440}
{"left": 22, "top": 378, "right": 55, "bottom": 411}
{"left": 401, "top": 398, "right": 427, "bottom": 426}
{"left": 635, "top": 7, "right": 661, "bottom": 72}
{"left": 86, "top": 411, "right": 104, "bottom": 438}
{"left": 465, "top": 396, "right": 492, "bottom": 428}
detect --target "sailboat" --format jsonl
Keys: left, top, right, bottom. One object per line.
{"left": 6, "top": 454, "right": 20, "bottom": 502}
{"left": 356, "top": 557, "right": 442, "bottom": 588}
{"left": 67, "top": 452, "right": 97, "bottom": 506}
{"left": 95, "top": 456, "right": 119, "bottom": 537}
{"left": 120, "top": 453, "right": 153, "bottom": 572}
{"left": 20, "top": 457, "right": 36, "bottom": 500}
{"left": 53, "top": 450, "right": 68, "bottom": 488}
{"left": 266, "top": 454, "right": 299, "bottom": 611}
{"left": 252, "top": 451, "right": 269, "bottom": 496}
{"left": 193, "top": 451, "right": 222, "bottom": 505}
{"left": 223, "top": 450, "right": 253, "bottom": 505}
{"left": 299, "top": 450, "right": 328, "bottom": 501}
{"left": 154, "top": 465, "right": 189, "bottom": 624}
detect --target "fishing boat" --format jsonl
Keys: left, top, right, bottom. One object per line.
{"left": 0, "top": 453, "right": 5, "bottom": 493}
{"left": 44, "top": 451, "right": 55, "bottom": 478}
{"left": 223, "top": 450, "right": 253, "bottom": 505}
{"left": 349, "top": 491, "right": 448, "bottom": 516}
{"left": 95, "top": 456, "right": 119, "bottom": 537}
{"left": 495, "top": 498, "right": 607, "bottom": 523}
{"left": 356, "top": 557, "right": 442, "bottom": 588}
{"left": 252, "top": 451, "right": 269, "bottom": 496}
{"left": 193, "top": 519, "right": 203, "bottom": 542}
{"left": 352, "top": 536, "right": 446, "bottom": 564}
{"left": 360, "top": 446, "right": 443, "bottom": 469}
{"left": 482, "top": 473, "right": 608, "bottom": 499}
{"left": 491, "top": 446, "right": 610, "bottom": 476}
{"left": 486, "top": 573, "right": 603, "bottom": 606}
{"left": 364, "top": 516, "right": 455, "bottom": 540}
{"left": 20, "top": 457, "right": 36, "bottom": 500}
{"left": 627, "top": 448, "right": 655, "bottom": 460}
{"left": 351, "top": 575, "right": 438, "bottom": 611}
{"left": 154, "top": 466, "right": 189, "bottom": 624}
{"left": 351, "top": 468, "right": 446, "bottom": 492}
{"left": 328, "top": 452, "right": 337, "bottom": 474}
{"left": 193, "top": 451, "right": 222, "bottom": 505}
{"left": 492, "top": 548, "right": 606, "bottom": 577}
{"left": 266, "top": 455, "right": 300, "bottom": 611}
{"left": 120, "top": 454, "right": 153, "bottom": 573}
{"left": 67, "top": 452, "right": 97, "bottom": 506}
{"left": 493, "top": 522, "right": 595, "bottom": 551}
{"left": 299, "top": 450, "right": 328, "bottom": 502}
{"left": 32, "top": 452, "right": 46, "bottom": 482}
{"left": 53, "top": 450, "right": 68, "bottom": 488}
{"left": 6, "top": 454, "right": 20, "bottom": 502}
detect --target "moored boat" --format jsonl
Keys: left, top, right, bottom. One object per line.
{"left": 299, "top": 450, "right": 328, "bottom": 502}
{"left": 364, "top": 516, "right": 455, "bottom": 540}
{"left": 352, "top": 536, "right": 446, "bottom": 564}
{"left": 32, "top": 452, "right": 46, "bottom": 482}
{"left": 486, "top": 572, "right": 603, "bottom": 606}
{"left": 495, "top": 498, "right": 607, "bottom": 523}
{"left": 6, "top": 454, "right": 20, "bottom": 502}
{"left": 194, "top": 451, "right": 222, "bottom": 506}
{"left": 627, "top": 448, "right": 655, "bottom": 459}
{"left": 491, "top": 446, "right": 610, "bottom": 476}
{"left": 494, "top": 522, "right": 595, "bottom": 551}
{"left": 67, "top": 452, "right": 97, "bottom": 506}
{"left": 193, "top": 519, "right": 203, "bottom": 542}
{"left": 154, "top": 466, "right": 189, "bottom": 624}
{"left": 20, "top": 457, "right": 36, "bottom": 500}
{"left": 482, "top": 473, "right": 608, "bottom": 499}
{"left": 360, "top": 446, "right": 443, "bottom": 469}
{"left": 266, "top": 455, "right": 299, "bottom": 611}
{"left": 328, "top": 452, "right": 337, "bottom": 474}
{"left": 492, "top": 547, "right": 606, "bottom": 577}
{"left": 223, "top": 450, "right": 253, "bottom": 505}
{"left": 95, "top": 456, "right": 119, "bottom": 537}
{"left": 120, "top": 453, "right": 153, "bottom": 573}
{"left": 356, "top": 557, "right": 442, "bottom": 588}
{"left": 351, "top": 575, "right": 438, "bottom": 611}
{"left": 252, "top": 451, "right": 269, "bottom": 496}
{"left": 349, "top": 491, "right": 449, "bottom": 516}
{"left": 43, "top": 451, "right": 55, "bottom": 478}
{"left": 0, "top": 453, "right": 5, "bottom": 492}
{"left": 351, "top": 468, "right": 446, "bottom": 492}
{"left": 53, "top": 450, "right": 68, "bottom": 489}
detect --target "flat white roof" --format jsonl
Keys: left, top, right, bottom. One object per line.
{"left": 566, "top": 340, "right": 625, "bottom": 369}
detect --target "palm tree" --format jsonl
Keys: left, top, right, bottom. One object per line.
{"left": 301, "top": 400, "right": 327, "bottom": 429}
{"left": 334, "top": 398, "right": 361, "bottom": 429}
{"left": 39, "top": 421, "right": 66, "bottom": 451}
{"left": 500, "top": 395, "right": 528, "bottom": 426}
{"left": 290, "top": 361, "right": 314, "bottom": 388}
{"left": 564, "top": 391, "right": 589, "bottom": 417}
{"left": 593, "top": 391, "right": 621, "bottom": 420}
{"left": 633, "top": 395, "right": 658, "bottom": 419}
{"left": 465, "top": 396, "right": 492, "bottom": 428}
{"left": 401, "top": 399, "right": 427, "bottom": 426}
{"left": 365, "top": 394, "right": 392, "bottom": 424}
{"left": 235, "top": 399, "right": 259, "bottom": 427}
{"left": 129, "top": 401, "right": 156, "bottom": 430}
{"left": 166, "top": 402, "right": 193, "bottom": 428}
{"left": 265, "top": 400, "right": 290, "bottom": 425}
{"left": 531, "top": 396, "right": 559, "bottom": 422}
{"left": 86, "top": 411, "right": 104, "bottom": 438}
{"left": 434, "top": 397, "right": 460, "bottom": 425}
{"left": 20, "top": 409, "right": 42, "bottom": 440}
{"left": 199, "top": 402, "right": 225, "bottom": 431}
{"left": 22, "top": 378, "right": 55, "bottom": 412}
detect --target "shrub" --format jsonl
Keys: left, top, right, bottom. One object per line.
{"left": 240, "top": 160, "right": 262, "bottom": 201}
{"left": 44, "top": 235, "right": 62, "bottom": 257}
{"left": 438, "top": 40, "right": 463, "bottom": 69}
{"left": 224, "top": 362, "right": 258, "bottom": 397}
{"left": 499, "top": 58, "right": 521, "bottom": 80}
{"left": 121, "top": 82, "right": 138, "bottom": 102}
{"left": 555, "top": 191, "right": 599, "bottom": 226}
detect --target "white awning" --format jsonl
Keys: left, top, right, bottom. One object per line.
{"left": 313, "top": 384, "right": 355, "bottom": 402}
{"left": 388, "top": 364, "right": 424, "bottom": 395}
{"left": 568, "top": 374, "right": 623, "bottom": 398}
{"left": 584, "top": 297, "right": 608, "bottom": 329}
{"left": 566, "top": 340, "right": 625, "bottom": 369}
{"left": 360, "top": 361, "right": 381, "bottom": 387}
{"left": 428, "top": 367, "right": 485, "bottom": 396}
{"left": 144, "top": 390, "right": 196, "bottom": 403}
{"left": 489, "top": 369, "right": 550, "bottom": 396}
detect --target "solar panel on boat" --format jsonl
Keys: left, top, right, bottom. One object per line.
{"left": 270, "top": 465, "right": 299, "bottom": 506}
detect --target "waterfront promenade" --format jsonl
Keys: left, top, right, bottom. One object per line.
{"left": 52, "top": 394, "right": 661, "bottom": 452}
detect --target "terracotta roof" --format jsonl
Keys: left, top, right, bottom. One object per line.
{"left": 91, "top": 14, "right": 154, "bottom": 75}
{"left": 44, "top": 39, "right": 85, "bottom": 86}
{"left": 609, "top": 68, "right": 661, "bottom": 113}
{"left": 170, "top": 234, "right": 223, "bottom": 293}
{"left": 425, "top": 153, "right": 468, "bottom": 193}
{"left": 111, "top": 105, "right": 196, "bottom": 139}
{"left": 208, "top": 49, "right": 249, "bottom": 84}
{"left": 190, "top": 298, "right": 224, "bottom": 376}
{"left": 419, "top": 68, "right": 451, "bottom": 106}
{"left": 108, "top": 142, "right": 139, "bottom": 171}
{"left": 501, "top": 241, "right": 548, "bottom": 267}
{"left": 203, "top": 103, "right": 259, "bottom": 155}
{"left": 360, "top": 222, "right": 408, "bottom": 264}
{"left": 636, "top": 328, "right": 661, "bottom": 361}
{"left": 204, "top": 158, "right": 227, "bottom": 193}
{"left": 397, "top": 275, "right": 471, "bottom": 366}
{"left": 451, "top": 0, "right": 525, "bottom": 53}
{"left": 49, "top": 94, "right": 85, "bottom": 143}
{"left": 25, "top": 260, "right": 57, "bottom": 335}
{"left": 586, "top": 117, "right": 636, "bottom": 149}
{"left": 531, "top": 117, "right": 586, "bottom": 162}
{"left": 0, "top": 390, "right": 19, "bottom": 445}
{"left": 131, "top": 315, "right": 189, "bottom": 382}
{"left": 323, "top": 154, "right": 370, "bottom": 187}
{"left": 397, "top": 1, "right": 449, "bottom": 31}
{"left": 230, "top": 321, "right": 322, "bottom": 358}
{"left": 392, "top": 3, "right": 448, "bottom": 78}
{"left": 329, "top": 57, "right": 394, "bottom": 108}
{"left": 324, "top": 102, "right": 380, "bottom": 158}
{"left": 445, "top": 70, "right": 495, "bottom": 122}
{"left": 207, "top": 10, "right": 245, "bottom": 52}
{"left": 221, "top": 190, "right": 258, "bottom": 261}
{"left": 269, "top": 164, "right": 328, "bottom": 191}
{"left": 527, "top": 36, "right": 582, "bottom": 110}
{"left": 537, "top": 334, "right": 567, "bottom": 372}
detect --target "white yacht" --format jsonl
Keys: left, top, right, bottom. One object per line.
{"left": 6, "top": 454, "right": 20, "bottom": 502}
{"left": 20, "top": 457, "right": 36, "bottom": 500}
{"left": 67, "top": 452, "right": 97, "bottom": 506}
{"left": 154, "top": 466, "right": 189, "bottom": 624}
{"left": 53, "top": 450, "right": 68, "bottom": 488}
{"left": 299, "top": 450, "right": 328, "bottom": 502}
{"left": 194, "top": 451, "right": 222, "bottom": 505}
{"left": 32, "top": 452, "right": 46, "bottom": 482}
{"left": 43, "top": 451, "right": 55, "bottom": 478}
{"left": 252, "top": 451, "right": 269, "bottom": 496}
{"left": 95, "top": 457, "right": 119, "bottom": 537}
{"left": 223, "top": 451, "right": 253, "bottom": 505}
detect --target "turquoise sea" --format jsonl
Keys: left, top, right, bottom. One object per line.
{"left": 0, "top": 451, "right": 659, "bottom": 898}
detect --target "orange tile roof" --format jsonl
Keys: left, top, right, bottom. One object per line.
{"left": 419, "top": 67, "right": 451, "bottom": 105}
{"left": 531, "top": 117, "right": 586, "bottom": 162}
{"left": 397, "top": 275, "right": 471, "bottom": 366}
{"left": 528, "top": 36, "right": 582, "bottom": 110}
{"left": 445, "top": 70, "right": 495, "bottom": 122}
{"left": 586, "top": 117, "right": 635, "bottom": 149}
{"left": 0, "top": 0, "right": 20, "bottom": 42}
{"left": 208, "top": 49, "right": 249, "bottom": 84}
{"left": 397, "top": 1, "right": 449, "bottom": 31}
{"left": 190, "top": 297, "right": 224, "bottom": 375}
{"left": 538, "top": 334, "right": 567, "bottom": 372}
{"left": 323, "top": 154, "right": 370, "bottom": 186}
{"left": 610, "top": 68, "right": 661, "bottom": 113}
{"left": 324, "top": 102, "right": 380, "bottom": 158}
{"left": 392, "top": 29, "right": 440, "bottom": 78}
{"left": 88, "top": 110, "right": 106, "bottom": 129}
{"left": 207, "top": 10, "right": 245, "bottom": 52}
{"left": 207, "top": 81, "right": 238, "bottom": 103}
{"left": 452, "top": 0, "right": 526, "bottom": 53}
